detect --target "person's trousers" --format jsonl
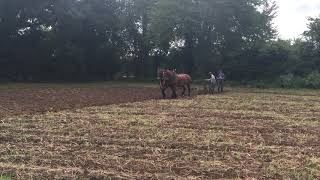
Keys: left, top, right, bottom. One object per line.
{"left": 209, "top": 82, "right": 215, "bottom": 93}
{"left": 217, "top": 79, "right": 224, "bottom": 92}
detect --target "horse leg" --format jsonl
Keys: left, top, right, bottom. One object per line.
{"left": 187, "top": 84, "right": 191, "bottom": 96}
{"left": 170, "top": 86, "right": 177, "bottom": 99}
{"left": 182, "top": 86, "right": 186, "bottom": 96}
{"left": 161, "top": 88, "right": 166, "bottom": 99}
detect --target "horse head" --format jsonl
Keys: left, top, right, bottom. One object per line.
{"left": 158, "top": 69, "right": 173, "bottom": 81}
{"left": 158, "top": 69, "right": 164, "bottom": 81}
{"left": 163, "top": 69, "right": 176, "bottom": 81}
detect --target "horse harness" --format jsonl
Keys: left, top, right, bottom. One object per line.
{"left": 160, "top": 71, "right": 177, "bottom": 89}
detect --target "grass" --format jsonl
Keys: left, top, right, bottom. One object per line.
{"left": 0, "top": 175, "right": 11, "bottom": 180}
{"left": 0, "top": 87, "right": 319, "bottom": 179}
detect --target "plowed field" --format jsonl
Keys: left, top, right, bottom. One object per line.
{"left": 1, "top": 84, "right": 320, "bottom": 179}
{"left": 0, "top": 84, "right": 161, "bottom": 119}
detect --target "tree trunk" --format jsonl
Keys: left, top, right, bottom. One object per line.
{"left": 184, "top": 33, "right": 194, "bottom": 74}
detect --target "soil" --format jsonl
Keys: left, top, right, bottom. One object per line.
{"left": 0, "top": 86, "right": 162, "bottom": 119}
{"left": 1, "top": 84, "right": 319, "bottom": 179}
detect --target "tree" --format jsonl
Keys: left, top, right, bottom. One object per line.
{"left": 301, "top": 15, "right": 320, "bottom": 73}
{"left": 1, "top": 0, "right": 286, "bottom": 82}
{"left": 304, "top": 16, "right": 320, "bottom": 48}
{"left": 150, "top": 0, "right": 277, "bottom": 75}
{"left": 0, "top": 0, "right": 126, "bottom": 81}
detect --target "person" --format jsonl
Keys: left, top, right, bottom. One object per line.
{"left": 209, "top": 72, "right": 216, "bottom": 94}
{"left": 216, "top": 69, "right": 225, "bottom": 93}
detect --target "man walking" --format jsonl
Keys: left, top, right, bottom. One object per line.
{"left": 209, "top": 72, "right": 216, "bottom": 94}
{"left": 217, "top": 70, "right": 225, "bottom": 93}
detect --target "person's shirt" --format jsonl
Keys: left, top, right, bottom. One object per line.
{"left": 217, "top": 72, "right": 225, "bottom": 80}
{"left": 210, "top": 74, "right": 216, "bottom": 83}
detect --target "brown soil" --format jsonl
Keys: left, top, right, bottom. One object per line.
{"left": 0, "top": 84, "right": 202, "bottom": 119}
{"left": 1, "top": 85, "right": 319, "bottom": 179}
{"left": 0, "top": 86, "right": 161, "bottom": 119}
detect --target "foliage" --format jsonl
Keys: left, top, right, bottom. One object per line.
{"left": 304, "top": 71, "right": 320, "bottom": 88}
{"left": 0, "top": 0, "right": 319, "bottom": 88}
{"left": 278, "top": 71, "right": 320, "bottom": 89}
{"left": 149, "top": 0, "right": 277, "bottom": 74}
{"left": 279, "top": 74, "right": 303, "bottom": 88}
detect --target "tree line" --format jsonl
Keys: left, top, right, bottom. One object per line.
{"left": 0, "top": 0, "right": 319, "bottom": 87}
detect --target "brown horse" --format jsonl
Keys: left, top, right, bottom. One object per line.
{"left": 158, "top": 69, "right": 192, "bottom": 98}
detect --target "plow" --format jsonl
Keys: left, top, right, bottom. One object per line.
{"left": 193, "top": 79, "right": 216, "bottom": 94}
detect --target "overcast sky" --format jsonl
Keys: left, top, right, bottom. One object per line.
{"left": 274, "top": 0, "right": 320, "bottom": 39}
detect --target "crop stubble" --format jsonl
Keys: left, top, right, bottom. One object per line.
{"left": 0, "top": 86, "right": 320, "bottom": 179}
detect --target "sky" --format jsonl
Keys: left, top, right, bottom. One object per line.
{"left": 274, "top": 0, "right": 320, "bottom": 39}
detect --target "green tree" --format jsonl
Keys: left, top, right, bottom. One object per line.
{"left": 150, "top": 0, "right": 277, "bottom": 75}
{"left": 302, "top": 16, "right": 320, "bottom": 73}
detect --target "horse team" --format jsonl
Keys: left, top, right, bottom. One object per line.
{"left": 158, "top": 69, "right": 225, "bottom": 99}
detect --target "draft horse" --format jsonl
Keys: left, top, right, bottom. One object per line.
{"left": 158, "top": 69, "right": 192, "bottom": 99}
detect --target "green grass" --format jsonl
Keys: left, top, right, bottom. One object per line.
{"left": 0, "top": 175, "right": 11, "bottom": 180}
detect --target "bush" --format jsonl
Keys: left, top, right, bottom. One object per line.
{"left": 279, "top": 74, "right": 305, "bottom": 88}
{"left": 304, "top": 71, "right": 320, "bottom": 88}
{"left": 279, "top": 73, "right": 294, "bottom": 88}
{"left": 278, "top": 71, "right": 320, "bottom": 89}
{"left": 249, "top": 80, "right": 269, "bottom": 89}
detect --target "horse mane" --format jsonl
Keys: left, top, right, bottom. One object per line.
{"left": 166, "top": 69, "right": 177, "bottom": 82}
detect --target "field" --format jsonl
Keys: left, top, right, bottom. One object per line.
{"left": 0, "top": 83, "right": 161, "bottom": 119}
{"left": 0, "top": 83, "right": 320, "bottom": 179}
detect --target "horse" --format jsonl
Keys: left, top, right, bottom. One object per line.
{"left": 158, "top": 69, "right": 192, "bottom": 99}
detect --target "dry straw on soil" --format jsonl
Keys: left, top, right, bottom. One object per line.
{"left": 1, "top": 88, "right": 320, "bottom": 179}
